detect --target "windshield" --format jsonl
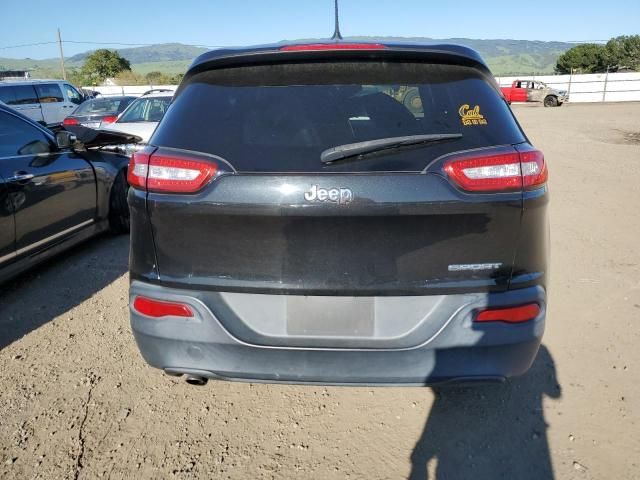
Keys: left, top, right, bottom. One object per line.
{"left": 75, "top": 97, "right": 132, "bottom": 115}
{"left": 153, "top": 62, "right": 525, "bottom": 172}
{"left": 118, "top": 96, "right": 172, "bottom": 123}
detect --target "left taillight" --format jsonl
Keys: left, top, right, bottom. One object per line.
{"left": 128, "top": 147, "right": 227, "bottom": 194}
{"left": 63, "top": 117, "right": 79, "bottom": 125}
{"left": 443, "top": 146, "right": 547, "bottom": 193}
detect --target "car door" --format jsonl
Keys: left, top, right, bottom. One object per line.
{"left": 2, "top": 85, "right": 45, "bottom": 124}
{"left": 0, "top": 110, "right": 96, "bottom": 256}
{"left": 0, "top": 170, "right": 15, "bottom": 266}
{"left": 61, "top": 83, "right": 85, "bottom": 112}
{"left": 34, "top": 83, "right": 67, "bottom": 126}
{"left": 511, "top": 81, "right": 528, "bottom": 102}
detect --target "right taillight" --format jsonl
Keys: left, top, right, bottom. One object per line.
{"left": 128, "top": 147, "right": 227, "bottom": 193}
{"left": 444, "top": 147, "right": 547, "bottom": 193}
{"left": 101, "top": 115, "right": 118, "bottom": 123}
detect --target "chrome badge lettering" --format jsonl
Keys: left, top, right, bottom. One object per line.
{"left": 304, "top": 185, "right": 353, "bottom": 205}
{"left": 448, "top": 263, "right": 502, "bottom": 272}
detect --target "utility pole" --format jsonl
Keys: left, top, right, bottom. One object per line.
{"left": 57, "top": 28, "right": 67, "bottom": 80}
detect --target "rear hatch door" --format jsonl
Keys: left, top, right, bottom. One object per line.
{"left": 145, "top": 56, "right": 526, "bottom": 296}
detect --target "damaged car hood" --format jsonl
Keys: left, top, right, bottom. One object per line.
{"left": 64, "top": 125, "right": 142, "bottom": 148}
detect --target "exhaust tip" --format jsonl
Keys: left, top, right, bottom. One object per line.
{"left": 185, "top": 375, "right": 208, "bottom": 386}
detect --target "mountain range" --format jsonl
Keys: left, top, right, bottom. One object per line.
{"left": 0, "top": 38, "right": 575, "bottom": 79}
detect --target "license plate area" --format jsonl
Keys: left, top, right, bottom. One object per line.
{"left": 286, "top": 296, "right": 374, "bottom": 337}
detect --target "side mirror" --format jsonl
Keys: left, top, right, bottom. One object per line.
{"left": 55, "top": 130, "right": 78, "bottom": 149}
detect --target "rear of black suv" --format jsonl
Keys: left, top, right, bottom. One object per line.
{"left": 127, "top": 41, "right": 549, "bottom": 385}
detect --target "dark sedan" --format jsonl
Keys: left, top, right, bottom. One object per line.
{"left": 62, "top": 95, "right": 135, "bottom": 129}
{"left": 0, "top": 103, "right": 140, "bottom": 283}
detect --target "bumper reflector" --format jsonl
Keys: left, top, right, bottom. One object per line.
{"left": 133, "top": 296, "right": 194, "bottom": 318}
{"left": 475, "top": 303, "right": 540, "bottom": 323}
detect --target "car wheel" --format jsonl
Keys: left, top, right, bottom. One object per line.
{"left": 543, "top": 95, "right": 558, "bottom": 107}
{"left": 109, "top": 170, "right": 130, "bottom": 234}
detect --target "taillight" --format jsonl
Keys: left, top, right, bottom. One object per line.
{"left": 127, "top": 148, "right": 151, "bottom": 190}
{"left": 475, "top": 303, "right": 540, "bottom": 323}
{"left": 280, "top": 43, "right": 386, "bottom": 51}
{"left": 63, "top": 117, "right": 79, "bottom": 125}
{"left": 518, "top": 147, "right": 548, "bottom": 189}
{"left": 132, "top": 296, "right": 193, "bottom": 318}
{"left": 128, "top": 147, "right": 226, "bottom": 193}
{"left": 444, "top": 147, "right": 547, "bottom": 193}
{"left": 101, "top": 115, "right": 118, "bottom": 123}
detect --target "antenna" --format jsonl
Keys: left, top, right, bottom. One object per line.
{"left": 331, "top": 0, "right": 343, "bottom": 40}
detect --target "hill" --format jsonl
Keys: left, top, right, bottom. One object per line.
{"left": 0, "top": 38, "right": 574, "bottom": 80}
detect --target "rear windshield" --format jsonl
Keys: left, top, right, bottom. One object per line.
{"left": 75, "top": 97, "right": 132, "bottom": 114}
{"left": 152, "top": 62, "right": 525, "bottom": 172}
{"left": 118, "top": 96, "right": 171, "bottom": 123}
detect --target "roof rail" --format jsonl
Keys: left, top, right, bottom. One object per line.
{"left": 142, "top": 88, "right": 175, "bottom": 96}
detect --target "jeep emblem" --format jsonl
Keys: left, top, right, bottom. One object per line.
{"left": 304, "top": 185, "right": 353, "bottom": 205}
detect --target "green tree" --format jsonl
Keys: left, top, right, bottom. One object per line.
{"left": 604, "top": 35, "right": 640, "bottom": 71}
{"left": 81, "top": 49, "right": 131, "bottom": 84}
{"left": 555, "top": 43, "right": 607, "bottom": 74}
{"left": 145, "top": 71, "right": 165, "bottom": 84}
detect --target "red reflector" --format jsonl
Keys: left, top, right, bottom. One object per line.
{"left": 444, "top": 148, "right": 547, "bottom": 193}
{"left": 475, "top": 303, "right": 540, "bottom": 323}
{"left": 101, "top": 115, "right": 118, "bottom": 123}
{"left": 63, "top": 117, "right": 79, "bottom": 125}
{"left": 133, "top": 296, "right": 193, "bottom": 318}
{"left": 280, "top": 43, "right": 386, "bottom": 51}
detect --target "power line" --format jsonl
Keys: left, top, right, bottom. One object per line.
{"left": 0, "top": 41, "right": 58, "bottom": 50}
{"left": 0, "top": 40, "right": 228, "bottom": 50}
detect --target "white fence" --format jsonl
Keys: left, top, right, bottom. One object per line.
{"left": 496, "top": 72, "right": 640, "bottom": 103}
{"left": 84, "top": 84, "right": 177, "bottom": 97}
{"left": 86, "top": 72, "right": 640, "bottom": 103}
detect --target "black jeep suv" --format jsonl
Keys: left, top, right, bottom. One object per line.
{"left": 127, "top": 40, "right": 549, "bottom": 386}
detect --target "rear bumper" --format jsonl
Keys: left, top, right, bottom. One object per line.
{"left": 129, "top": 281, "right": 546, "bottom": 386}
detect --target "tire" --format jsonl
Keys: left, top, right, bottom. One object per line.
{"left": 108, "top": 170, "right": 130, "bottom": 234}
{"left": 543, "top": 95, "right": 558, "bottom": 108}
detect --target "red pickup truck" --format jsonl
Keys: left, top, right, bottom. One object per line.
{"left": 500, "top": 80, "right": 568, "bottom": 107}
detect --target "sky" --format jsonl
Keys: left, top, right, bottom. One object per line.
{"left": 1, "top": 0, "right": 639, "bottom": 59}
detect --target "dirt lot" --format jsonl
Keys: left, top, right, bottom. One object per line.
{"left": 1, "top": 102, "right": 639, "bottom": 479}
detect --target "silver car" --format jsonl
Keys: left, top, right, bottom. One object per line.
{"left": 100, "top": 90, "right": 173, "bottom": 143}
{"left": 0, "top": 80, "right": 85, "bottom": 127}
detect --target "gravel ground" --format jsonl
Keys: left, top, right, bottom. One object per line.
{"left": 1, "top": 102, "right": 639, "bottom": 479}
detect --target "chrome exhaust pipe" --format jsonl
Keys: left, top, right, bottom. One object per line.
{"left": 185, "top": 375, "right": 208, "bottom": 386}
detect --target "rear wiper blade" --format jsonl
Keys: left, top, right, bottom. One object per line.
{"left": 320, "top": 133, "right": 463, "bottom": 164}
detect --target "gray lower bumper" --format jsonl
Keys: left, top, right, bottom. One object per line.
{"left": 129, "top": 281, "right": 545, "bottom": 386}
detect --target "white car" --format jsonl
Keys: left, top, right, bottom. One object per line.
{"left": 101, "top": 90, "right": 174, "bottom": 143}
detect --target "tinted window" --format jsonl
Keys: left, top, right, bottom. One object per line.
{"left": 0, "top": 86, "right": 16, "bottom": 104}
{"left": 153, "top": 62, "right": 525, "bottom": 172}
{"left": 118, "top": 97, "right": 172, "bottom": 123}
{"left": 75, "top": 97, "right": 129, "bottom": 114}
{"left": 0, "top": 111, "right": 51, "bottom": 157}
{"left": 35, "top": 83, "right": 64, "bottom": 103}
{"left": 63, "top": 83, "right": 83, "bottom": 105}
{"left": 10, "top": 85, "right": 39, "bottom": 105}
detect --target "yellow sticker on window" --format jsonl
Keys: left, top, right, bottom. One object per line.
{"left": 459, "top": 104, "right": 488, "bottom": 126}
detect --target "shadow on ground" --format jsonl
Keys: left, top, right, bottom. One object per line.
{"left": 0, "top": 234, "right": 128, "bottom": 350}
{"left": 409, "top": 345, "right": 561, "bottom": 479}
